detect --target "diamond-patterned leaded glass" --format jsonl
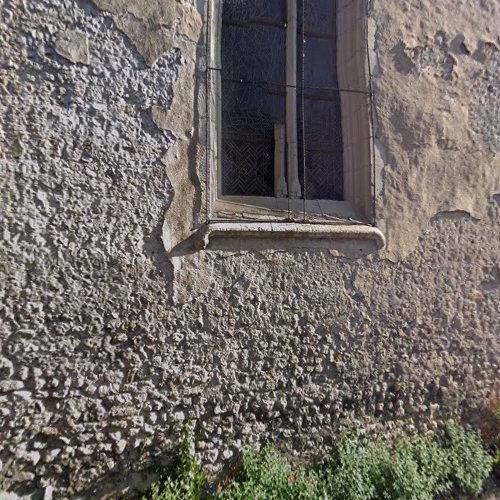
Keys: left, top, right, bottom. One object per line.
{"left": 220, "top": 0, "right": 343, "bottom": 200}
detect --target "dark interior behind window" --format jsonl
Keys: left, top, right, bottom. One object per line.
{"left": 221, "top": 0, "right": 343, "bottom": 200}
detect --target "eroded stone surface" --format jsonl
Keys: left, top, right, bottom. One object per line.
{"left": 55, "top": 29, "right": 89, "bottom": 65}
{"left": 0, "top": 0, "right": 499, "bottom": 497}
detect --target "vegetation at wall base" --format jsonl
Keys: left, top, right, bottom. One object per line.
{"left": 142, "top": 423, "right": 493, "bottom": 500}
{"left": 145, "top": 426, "right": 205, "bottom": 500}
{"left": 479, "top": 391, "right": 500, "bottom": 481}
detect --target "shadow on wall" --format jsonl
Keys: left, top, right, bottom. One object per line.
{"left": 169, "top": 232, "right": 383, "bottom": 261}
{"left": 142, "top": 7, "right": 207, "bottom": 298}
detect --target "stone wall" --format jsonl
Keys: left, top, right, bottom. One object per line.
{"left": 0, "top": 0, "right": 498, "bottom": 497}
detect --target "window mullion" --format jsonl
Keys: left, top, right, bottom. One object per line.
{"left": 286, "top": 0, "right": 302, "bottom": 199}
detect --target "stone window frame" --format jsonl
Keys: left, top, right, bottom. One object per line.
{"left": 200, "top": 0, "right": 384, "bottom": 249}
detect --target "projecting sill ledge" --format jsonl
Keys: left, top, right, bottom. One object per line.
{"left": 194, "top": 222, "right": 386, "bottom": 252}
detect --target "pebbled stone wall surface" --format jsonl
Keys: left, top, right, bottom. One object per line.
{"left": 0, "top": 0, "right": 499, "bottom": 497}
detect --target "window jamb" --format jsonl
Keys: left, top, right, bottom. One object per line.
{"left": 205, "top": 0, "right": 375, "bottom": 225}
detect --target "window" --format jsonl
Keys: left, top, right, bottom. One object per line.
{"left": 202, "top": 0, "right": 382, "bottom": 246}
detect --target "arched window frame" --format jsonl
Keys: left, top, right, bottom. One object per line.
{"left": 199, "top": 0, "right": 383, "bottom": 248}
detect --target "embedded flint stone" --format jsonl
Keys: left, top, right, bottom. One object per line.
{"left": 55, "top": 30, "right": 90, "bottom": 65}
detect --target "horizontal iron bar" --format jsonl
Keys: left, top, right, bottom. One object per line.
{"left": 205, "top": 70, "right": 371, "bottom": 95}
{"left": 222, "top": 17, "right": 336, "bottom": 40}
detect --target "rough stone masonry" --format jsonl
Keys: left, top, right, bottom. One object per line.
{"left": 0, "top": 0, "right": 499, "bottom": 497}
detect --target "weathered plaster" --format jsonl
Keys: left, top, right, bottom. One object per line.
{"left": 0, "top": 0, "right": 499, "bottom": 497}
{"left": 157, "top": 43, "right": 201, "bottom": 254}
{"left": 372, "top": 0, "right": 500, "bottom": 259}
{"left": 87, "top": 0, "right": 203, "bottom": 253}
{"left": 90, "top": 0, "right": 202, "bottom": 66}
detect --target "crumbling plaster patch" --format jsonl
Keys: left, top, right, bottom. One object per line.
{"left": 90, "top": 0, "right": 202, "bottom": 66}
{"left": 372, "top": 0, "right": 500, "bottom": 260}
{"left": 88, "top": 0, "right": 500, "bottom": 260}
{"left": 88, "top": 0, "right": 203, "bottom": 254}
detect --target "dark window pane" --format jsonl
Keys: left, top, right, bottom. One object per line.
{"left": 221, "top": 0, "right": 343, "bottom": 200}
{"left": 298, "top": 0, "right": 343, "bottom": 200}
{"left": 221, "top": 0, "right": 286, "bottom": 197}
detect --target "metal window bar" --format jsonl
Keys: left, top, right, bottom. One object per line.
{"left": 203, "top": 0, "right": 377, "bottom": 227}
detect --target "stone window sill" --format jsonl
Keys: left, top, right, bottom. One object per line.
{"left": 194, "top": 222, "right": 386, "bottom": 251}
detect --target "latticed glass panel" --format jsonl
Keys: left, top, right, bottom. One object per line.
{"left": 220, "top": 0, "right": 343, "bottom": 200}
{"left": 221, "top": 0, "right": 286, "bottom": 197}
{"left": 297, "top": 0, "right": 343, "bottom": 200}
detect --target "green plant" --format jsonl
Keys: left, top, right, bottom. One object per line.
{"left": 142, "top": 423, "right": 492, "bottom": 500}
{"left": 480, "top": 390, "right": 500, "bottom": 480}
{"left": 493, "top": 449, "right": 500, "bottom": 468}
{"left": 442, "top": 423, "right": 493, "bottom": 496}
{"left": 144, "top": 425, "right": 206, "bottom": 500}
{"left": 216, "top": 444, "right": 324, "bottom": 499}
{"left": 322, "top": 433, "right": 452, "bottom": 500}
{"left": 481, "top": 391, "right": 500, "bottom": 449}
{"left": 323, "top": 435, "right": 388, "bottom": 500}
{"left": 388, "top": 436, "right": 450, "bottom": 500}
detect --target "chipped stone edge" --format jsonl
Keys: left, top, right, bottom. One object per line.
{"left": 194, "top": 222, "right": 386, "bottom": 250}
